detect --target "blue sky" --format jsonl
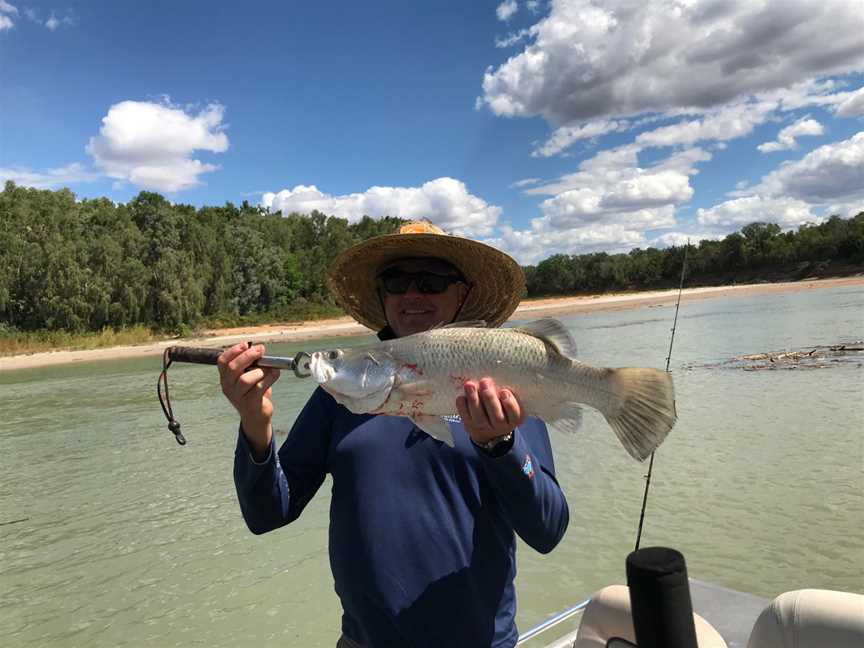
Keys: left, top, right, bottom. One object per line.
{"left": 1, "top": 0, "right": 863, "bottom": 263}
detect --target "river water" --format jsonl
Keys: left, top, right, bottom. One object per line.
{"left": 1, "top": 285, "right": 862, "bottom": 647}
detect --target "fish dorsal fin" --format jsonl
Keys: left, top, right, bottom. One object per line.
{"left": 434, "top": 320, "right": 487, "bottom": 330}
{"left": 516, "top": 318, "right": 578, "bottom": 358}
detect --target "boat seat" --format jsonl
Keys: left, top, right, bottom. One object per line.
{"left": 572, "top": 584, "right": 727, "bottom": 648}
{"left": 747, "top": 589, "right": 864, "bottom": 648}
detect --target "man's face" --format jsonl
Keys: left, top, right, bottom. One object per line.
{"left": 380, "top": 259, "right": 468, "bottom": 337}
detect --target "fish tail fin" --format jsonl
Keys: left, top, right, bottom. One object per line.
{"left": 602, "top": 368, "right": 676, "bottom": 462}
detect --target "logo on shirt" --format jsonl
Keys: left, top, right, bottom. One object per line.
{"left": 521, "top": 454, "right": 535, "bottom": 479}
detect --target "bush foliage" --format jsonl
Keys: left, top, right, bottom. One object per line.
{"left": 1, "top": 181, "right": 861, "bottom": 335}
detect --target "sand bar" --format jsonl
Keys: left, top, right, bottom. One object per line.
{"left": 1, "top": 276, "right": 861, "bottom": 373}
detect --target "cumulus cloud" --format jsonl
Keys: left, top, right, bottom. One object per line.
{"left": 755, "top": 131, "right": 864, "bottom": 203}
{"left": 698, "top": 132, "right": 864, "bottom": 232}
{"left": 0, "top": 163, "right": 99, "bottom": 189}
{"left": 261, "top": 177, "right": 501, "bottom": 237}
{"left": 697, "top": 196, "right": 818, "bottom": 228}
{"left": 636, "top": 101, "right": 776, "bottom": 149}
{"left": 496, "top": 0, "right": 518, "bottom": 21}
{"left": 486, "top": 143, "right": 708, "bottom": 262}
{"left": 835, "top": 86, "right": 864, "bottom": 117}
{"left": 485, "top": 221, "right": 646, "bottom": 264}
{"left": 86, "top": 100, "right": 228, "bottom": 192}
{"left": 650, "top": 230, "right": 723, "bottom": 248}
{"left": 757, "top": 117, "right": 824, "bottom": 153}
{"left": 479, "top": 0, "right": 864, "bottom": 126}
{"left": 0, "top": 0, "right": 16, "bottom": 30}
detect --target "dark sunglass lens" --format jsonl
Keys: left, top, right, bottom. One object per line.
{"left": 382, "top": 275, "right": 414, "bottom": 294}
{"left": 381, "top": 271, "right": 460, "bottom": 294}
{"left": 415, "top": 274, "right": 451, "bottom": 294}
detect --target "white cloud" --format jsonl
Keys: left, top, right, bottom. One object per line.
{"left": 698, "top": 132, "right": 864, "bottom": 232}
{"left": 497, "top": 0, "right": 518, "bottom": 21}
{"left": 757, "top": 117, "right": 824, "bottom": 153}
{"left": 480, "top": 0, "right": 864, "bottom": 126}
{"left": 0, "top": 0, "right": 16, "bottom": 30}
{"left": 755, "top": 131, "right": 864, "bottom": 203}
{"left": 495, "top": 28, "right": 532, "bottom": 48}
{"left": 86, "top": 100, "right": 229, "bottom": 192}
{"left": 45, "top": 13, "right": 61, "bottom": 30}
{"left": 650, "top": 230, "right": 723, "bottom": 248}
{"left": 488, "top": 143, "right": 709, "bottom": 262}
{"left": 532, "top": 119, "right": 623, "bottom": 157}
{"left": 510, "top": 177, "right": 542, "bottom": 188}
{"left": 485, "top": 221, "right": 646, "bottom": 264}
{"left": 835, "top": 86, "right": 864, "bottom": 117}
{"left": 262, "top": 177, "right": 501, "bottom": 237}
{"left": 636, "top": 101, "right": 776, "bottom": 149}
{"left": 697, "top": 196, "right": 818, "bottom": 228}
{"left": 0, "top": 163, "right": 99, "bottom": 189}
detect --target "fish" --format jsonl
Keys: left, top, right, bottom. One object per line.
{"left": 308, "top": 318, "right": 676, "bottom": 461}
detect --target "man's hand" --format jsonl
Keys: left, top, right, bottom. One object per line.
{"left": 456, "top": 377, "right": 524, "bottom": 446}
{"left": 218, "top": 342, "right": 281, "bottom": 460}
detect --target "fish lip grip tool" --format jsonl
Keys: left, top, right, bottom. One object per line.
{"left": 157, "top": 344, "right": 312, "bottom": 445}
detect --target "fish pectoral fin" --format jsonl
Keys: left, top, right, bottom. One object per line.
{"left": 546, "top": 403, "right": 583, "bottom": 436}
{"left": 393, "top": 380, "right": 437, "bottom": 397}
{"left": 409, "top": 414, "right": 456, "bottom": 447}
{"left": 515, "top": 319, "right": 578, "bottom": 359}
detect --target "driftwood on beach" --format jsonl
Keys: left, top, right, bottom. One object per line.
{"left": 689, "top": 343, "right": 864, "bottom": 371}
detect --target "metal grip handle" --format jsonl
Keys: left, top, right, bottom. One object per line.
{"left": 167, "top": 346, "right": 222, "bottom": 365}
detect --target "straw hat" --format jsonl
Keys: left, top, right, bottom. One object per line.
{"left": 328, "top": 221, "right": 525, "bottom": 330}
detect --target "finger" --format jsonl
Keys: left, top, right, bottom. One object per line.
{"left": 500, "top": 389, "right": 523, "bottom": 428}
{"left": 479, "top": 378, "right": 507, "bottom": 429}
{"left": 218, "top": 342, "right": 250, "bottom": 374}
{"left": 464, "top": 381, "right": 490, "bottom": 428}
{"left": 455, "top": 395, "right": 469, "bottom": 421}
{"left": 227, "top": 344, "right": 264, "bottom": 379}
{"left": 236, "top": 367, "right": 266, "bottom": 396}
{"left": 255, "top": 368, "right": 281, "bottom": 393}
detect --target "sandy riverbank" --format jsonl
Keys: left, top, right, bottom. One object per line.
{"left": 1, "top": 276, "right": 861, "bottom": 372}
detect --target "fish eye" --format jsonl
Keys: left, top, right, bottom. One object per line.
{"left": 327, "top": 350, "right": 341, "bottom": 360}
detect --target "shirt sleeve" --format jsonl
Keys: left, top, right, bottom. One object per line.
{"left": 474, "top": 417, "right": 569, "bottom": 554}
{"left": 233, "top": 387, "right": 332, "bottom": 535}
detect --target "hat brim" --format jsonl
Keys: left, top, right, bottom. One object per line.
{"left": 328, "top": 232, "right": 525, "bottom": 331}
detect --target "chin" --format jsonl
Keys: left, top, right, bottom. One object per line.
{"left": 395, "top": 316, "right": 438, "bottom": 337}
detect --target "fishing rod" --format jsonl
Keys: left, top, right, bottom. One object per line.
{"left": 157, "top": 345, "right": 312, "bottom": 446}
{"left": 634, "top": 241, "right": 688, "bottom": 551}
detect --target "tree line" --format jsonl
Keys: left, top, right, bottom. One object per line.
{"left": 0, "top": 182, "right": 861, "bottom": 334}
{"left": 525, "top": 216, "right": 863, "bottom": 296}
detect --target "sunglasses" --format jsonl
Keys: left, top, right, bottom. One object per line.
{"left": 379, "top": 271, "right": 464, "bottom": 295}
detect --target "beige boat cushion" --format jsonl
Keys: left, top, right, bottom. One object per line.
{"left": 747, "top": 589, "right": 864, "bottom": 648}
{"left": 573, "top": 584, "right": 727, "bottom": 648}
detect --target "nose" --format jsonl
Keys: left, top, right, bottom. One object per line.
{"left": 403, "top": 281, "right": 423, "bottom": 297}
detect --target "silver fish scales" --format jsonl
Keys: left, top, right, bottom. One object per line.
{"left": 309, "top": 319, "right": 676, "bottom": 461}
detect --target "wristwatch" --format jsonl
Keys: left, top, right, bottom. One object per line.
{"left": 473, "top": 430, "right": 514, "bottom": 455}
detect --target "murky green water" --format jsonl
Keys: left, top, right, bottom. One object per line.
{"left": 2, "top": 286, "right": 862, "bottom": 647}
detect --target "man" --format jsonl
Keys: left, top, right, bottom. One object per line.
{"left": 218, "top": 222, "right": 569, "bottom": 648}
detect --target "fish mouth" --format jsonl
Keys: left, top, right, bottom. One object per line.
{"left": 322, "top": 381, "right": 393, "bottom": 414}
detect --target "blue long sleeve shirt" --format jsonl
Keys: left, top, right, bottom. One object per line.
{"left": 234, "top": 387, "right": 569, "bottom": 648}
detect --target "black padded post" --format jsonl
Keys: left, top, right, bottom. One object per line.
{"left": 625, "top": 547, "right": 698, "bottom": 648}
